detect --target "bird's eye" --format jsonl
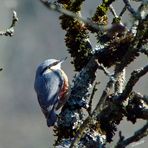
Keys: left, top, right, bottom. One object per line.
{"left": 51, "top": 61, "right": 60, "bottom": 67}
{"left": 40, "top": 61, "right": 60, "bottom": 75}
{"left": 49, "top": 61, "right": 60, "bottom": 69}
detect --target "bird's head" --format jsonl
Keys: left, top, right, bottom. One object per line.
{"left": 36, "top": 58, "right": 67, "bottom": 76}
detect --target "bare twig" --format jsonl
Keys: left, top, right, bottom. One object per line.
{"left": 93, "top": 77, "right": 115, "bottom": 117}
{"left": 116, "top": 131, "right": 125, "bottom": 147}
{"left": 109, "top": 5, "right": 118, "bottom": 18}
{"left": 123, "top": 0, "right": 141, "bottom": 19}
{"left": 119, "top": 6, "right": 127, "bottom": 17}
{"left": 0, "top": 11, "right": 18, "bottom": 36}
{"left": 40, "top": 0, "right": 104, "bottom": 32}
{"left": 96, "top": 60, "right": 112, "bottom": 78}
{"left": 116, "top": 121, "right": 148, "bottom": 148}
{"left": 119, "top": 65, "right": 148, "bottom": 102}
{"left": 87, "top": 81, "right": 100, "bottom": 115}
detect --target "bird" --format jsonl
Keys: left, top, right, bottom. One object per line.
{"left": 34, "top": 58, "right": 70, "bottom": 127}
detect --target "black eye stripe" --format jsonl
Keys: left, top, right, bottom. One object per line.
{"left": 50, "top": 61, "right": 60, "bottom": 67}
{"left": 40, "top": 61, "right": 60, "bottom": 75}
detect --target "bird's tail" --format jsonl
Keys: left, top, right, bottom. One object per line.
{"left": 46, "top": 109, "right": 57, "bottom": 127}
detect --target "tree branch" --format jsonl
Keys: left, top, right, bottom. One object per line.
{"left": 119, "top": 65, "right": 148, "bottom": 102}
{"left": 56, "top": 55, "right": 100, "bottom": 145}
{"left": 70, "top": 76, "right": 115, "bottom": 147}
{"left": 116, "top": 121, "right": 148, "bottom": 148}
{"left": 0, "top": 11, "right": 18, "bottom": 37}
{"left": 40, "top": 0, "right": 105, "bottom": 32}
{"left": 114, "top": 64, "right": 126, "bottom": 94}
{"left": 96, "top": 60, "right": 112, "bottom": 77}
{"left": 39, "top": 0, "right": 148, "bottom": 147}
{"left": 123, "top": 0, "right": 141, "bottom": 19}
{"left": 119, "top": 6, "right": 127, "bottom": 17}
{"left": 87, "top": 81, "right": 100, "bottom": 115}
{"left": 109, "top": 5, "right": 118, "bottom": 18}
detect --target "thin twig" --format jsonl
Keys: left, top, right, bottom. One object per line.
{"left": 109, "top": 5, "right": 118, "bottom": 18}
{"left": 116, "top": 121, "right": 148, "bottom": 148}
{"left": 40, "top": 0, "right": 104, "bottom": 32}
{"left": 116, "top": 131, "right": 125, "bottom": 147}
{"left": 119, "top": 65, "right": 148, "bottom": 102}
{"left": 0, "top": 11, "right": 18, "bottom": 36}
{"left": 96, "top": 60, "right": 112, "bottom": 78}
{"left": 87, "top": 81, "right": 100, "bottom": 115}
{"left": 92, "top": 76, "right": 116, "bottom": 118}
{"left": 123, "top": 0, "right": 141, "bottom": 19}
{"left": 119, "top": 6, "right": 127, "bottom": 17}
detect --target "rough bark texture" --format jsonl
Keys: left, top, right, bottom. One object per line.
{"left": 41, "top": 0, "right": 148, "bottom": 147}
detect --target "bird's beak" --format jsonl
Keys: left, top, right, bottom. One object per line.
{"left": 59, "top": 57, "right": 67, "bottom": 64}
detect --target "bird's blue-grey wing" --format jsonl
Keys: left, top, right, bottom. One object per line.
{"left": 34, "top": 71, "right": 63, "bottom": 126}
{"left": 34, "top": 71, "right": 62, "bottom": 109}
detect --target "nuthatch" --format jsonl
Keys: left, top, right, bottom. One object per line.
{"left": 34, "top": 58, "right": 70, "bottom": 127}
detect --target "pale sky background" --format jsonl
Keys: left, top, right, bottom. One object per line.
{"left": 0, "top": 0, "right": 147, "bottom": 148}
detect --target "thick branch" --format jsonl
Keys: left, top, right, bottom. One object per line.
{"left": 114, "top": 64, "right": 126, "bottom": 94}
{"left": 40, "top": 1, "right": 148, "bottom": 147}
{"left": 70, "top": 76, "right": 115, "bottom": 147}
{"left": 56, "top": 55, "right": 99, "bottom": 144}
